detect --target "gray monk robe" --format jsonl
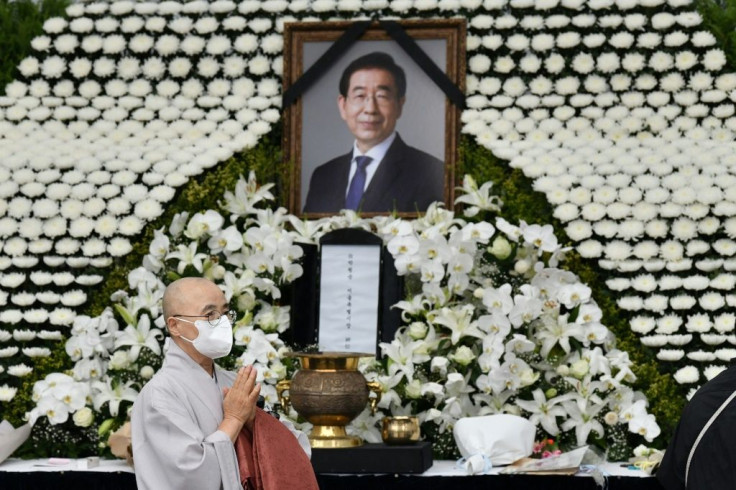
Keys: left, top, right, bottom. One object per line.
{"left": 131, "top": 341, "right": 309, "bottom": 490}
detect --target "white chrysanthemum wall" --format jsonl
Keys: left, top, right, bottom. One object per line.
{"left": 0, "top": 0, "right": 734, "bottom": 407}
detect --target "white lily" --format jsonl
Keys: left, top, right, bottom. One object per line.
{"left": 560, "top": 396, "right": 606, "bottom": 446}
{"left": 516, "top": 389, "right": 567, "bottom": 435}
{"left": 114, "top": 314, "right": 163, "bottom": 361}
{"left": 432, "top": 305, "right": 485, "bottom": 345}
{"left": 536, "top": 313, "right": 586, "bottom": 357}
{"left": 166, "top": 242, "right": 208, "bottom": 274}
{"left": 92, "top": 379, "right": 139, "bottom": 417}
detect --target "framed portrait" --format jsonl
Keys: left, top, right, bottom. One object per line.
{"left": 283, "top": 19, "right": 466, "bottom": 218}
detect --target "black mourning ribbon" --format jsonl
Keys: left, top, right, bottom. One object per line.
{"left": 281, "top": 20, "right": 465, "bottom": 109}
{"left": 282, "top": 20, "right": 372, "bottom": 108}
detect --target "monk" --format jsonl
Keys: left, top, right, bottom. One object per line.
{"left": 131, "top": 277, "right": 318, "bottom": 490}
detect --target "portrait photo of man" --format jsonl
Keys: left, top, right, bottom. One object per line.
{"left": 302, "top": 51, "right": 445, "bottom": 214}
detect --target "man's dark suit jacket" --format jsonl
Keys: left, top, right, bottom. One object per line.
{"left": 303, "top": 134, "right": 445, "bottom": 214}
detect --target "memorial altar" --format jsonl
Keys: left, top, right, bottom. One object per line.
{"left": 0, "top": 458, "right": 664, "bottom": 490}
{"left": 3, "top": 0, "right": 736, "bottom": 485}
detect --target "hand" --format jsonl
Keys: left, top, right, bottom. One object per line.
{"left": 219, "top": 365, "right": 260, "bottom": 441}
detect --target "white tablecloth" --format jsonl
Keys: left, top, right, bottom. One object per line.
{"left": 0, "top": 458, "right": 134, "bottom": 473}
{"left": 0, "top": 458, "right": 650, "bottom": 478}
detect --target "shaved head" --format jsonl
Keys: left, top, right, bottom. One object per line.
{"left": 162, "top": 277, "right": 222, "bottom": 325}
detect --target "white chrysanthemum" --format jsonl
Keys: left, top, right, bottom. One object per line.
{"left": 686, "top": 314, "right": 713, "bottom": 333}
{"left": 714, "top": 239, "right": 736, "bottom": 256}
{"left": 7, "top": 364, "right": 33, "bottom": 377}
{"left": 107, "top": 237, "right": 132, "bottom": 257}
{"left": 151, "top": 35, "right": 178, "bottom": 56}
{"left": 481, "top": 34, "right": 503, "bottom": 51}
{"left": 142, "top": 58, "right": 166, "bottom": 79}
{"left": 690, "top": 30, "right": 716, "bottom": 47}
{"left": 703, "top": 365, "right": 727, "bottom": 381}
{"left": 656, "top": 315, "right": 683, "bottom": 334}
{"left": 169, "top": 58, "right": 193, "bottom": 78}
{"left": 712, "top": 274, "right": 736, "bottom": 290}
{"left": 126, "top": 34, "right": 153, "bottom": 53}
{"left": 93, "top": 58, "right": 116, "bottom": 78}
{"left": 556, "top": 32, "right": 580, "bottom": 50}
{"left": 249, "top": 18, "right": 272, "bottom": 32}
{"left": 101, "top": 35, "right": 125, "bottom": 55}
{"left": 468, "top": 54, "right": 491, "bottom": 74}
{"left": 671, "top": 295, "right": 697, "bottom": 310}
{"left": 644, "top": 295, "right": 668, "bottom": 313}
{"left": 206, "top": 35, "right": 231, "bottom": 56}
{"left": 715, "top": 349, "right": 736, "bottom": 361}
{"left": 715, "top": 314, "right": 736, "bottom": 333}
{"left": 701, "top": 293, "right": 726, "bottom": 311}
{"left": 217, "top": 14, "right": 245, "bottom": 30}
{"left": 233, "top": 34, "right": 259, "bottom": 54}
{"left": 682, "top": 275, "right": 709, "bottom": 291}
{"left": 687, "top": 351, "right": 716, "bottom": 363}
{"left": 145, "top": 17, "right": 166, "bottom": 32}
{"left": 630, "top": 316, "right": 656, "bottom": 334}
{"left": 530, "top": 34, "right": 553, "bottom": 52}
{"left": 118, "top": 216, "right": 144, "bottom": 236}
{"left": 40, "top": 56, "right": 66, "bottom": 79}
{"left": 506, "top": 34, "right": 529, "bottom": 51}
{"left": 249, "top": 56, "right": 271, "bottom": 76}
{"left": 43, "top": 17, "right": 67, "bottom": 34}
{"left": 576, "top": 240, "right": 602, "bottom": 258}
{"left": 704, "top": 49, "right": 728, "bottom": 71}
{"left": 673, "top": 366, "right": 699, "bottom": 384}
{"left": 18, "top": 56, "right": 40, "bottom": 77}
{"left": 198, "top": 57, "right": 220, "bottom": 78}
{"left": 571, "top": 53, "right": 594, "bottom": 74}
{"left": 194, "top": 17, "right": 218, "bottom": 35}
{"left": 657, "top": 350, "right": 685, "bottom": 362}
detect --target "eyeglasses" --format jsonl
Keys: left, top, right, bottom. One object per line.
{"left": 346, "top": 92, "right": 398, "bottom": 107}
{"left": 173, "top": 310, "right": 237, "bottom": 327}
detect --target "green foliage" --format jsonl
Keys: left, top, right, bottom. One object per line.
{"left": 696, "top": 0, "right": 736, "bottom": 69}
{"left": 0, "top": 0, "right": 70, "bottom": 91}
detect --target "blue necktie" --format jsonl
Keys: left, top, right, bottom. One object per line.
{"left": 345, "top": 156, "right": 372, "bottom": 211}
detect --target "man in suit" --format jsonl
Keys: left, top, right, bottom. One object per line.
{"left": 303, "top": 51, "right": 445, "bottom": 214}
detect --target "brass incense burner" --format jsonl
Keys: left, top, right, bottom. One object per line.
{"left": 381, "top": 416, "right": 420, "bottom": 445}
{"left": 276, "top": 352, "right": 381, "bottom": 449}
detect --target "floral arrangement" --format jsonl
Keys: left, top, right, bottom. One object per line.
{"left": 26, "top": 173, "right": 659, "bottom": 460}
{"left": 532, "top": 438, "right": 561, "bottom": 459}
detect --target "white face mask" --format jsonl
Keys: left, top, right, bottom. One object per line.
{"left": 177, "top": 316, "right": 233, "bottom": 359}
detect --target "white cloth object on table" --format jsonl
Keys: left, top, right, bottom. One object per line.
{"left": 453, "top": 414, "right": 535, "bottom": 470}
{"left": 0, "top": 420, "right": 31, "bottom": 464}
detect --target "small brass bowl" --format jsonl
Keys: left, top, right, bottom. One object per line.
{"left": 381, "top": 416, "right": 420, "bottom": 445}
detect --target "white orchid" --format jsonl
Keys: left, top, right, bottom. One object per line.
{"left": 184, "top": 210, "right": 224, "bottom": 240}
